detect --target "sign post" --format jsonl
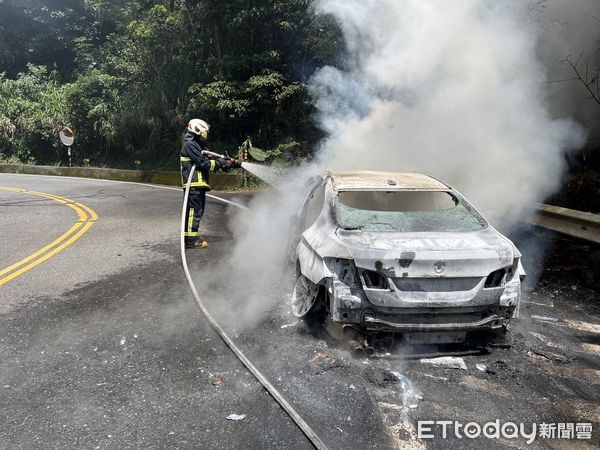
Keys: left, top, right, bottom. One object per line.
{"left": 59, "top": 127, "right": 75, "bottom": 167}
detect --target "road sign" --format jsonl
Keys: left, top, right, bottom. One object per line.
{"left": 59, "top": 127, "right": 75, "bottom": 147}
{"left": 59, "top": 127, "right": 75, "bottom": 166}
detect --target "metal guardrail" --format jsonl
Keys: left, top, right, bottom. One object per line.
{"left": 2, "top": 163, "right": 598, "bottom": 244}
{"left": 532, "top": 204, "right": 600, "bottom": 244}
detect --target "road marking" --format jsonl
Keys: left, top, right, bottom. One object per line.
{"left": 0, "top": 173, "right": 249, "bottom": 209}
{"left": 0, "top": 187, "right": 98, "bottom": 286}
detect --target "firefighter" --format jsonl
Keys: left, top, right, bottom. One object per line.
{"left": 181, "top": 118, "right": 242, "bottom": 249}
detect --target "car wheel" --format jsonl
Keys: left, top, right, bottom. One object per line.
{"left": 291, "top": 274, "right": 320, "bottom": 318}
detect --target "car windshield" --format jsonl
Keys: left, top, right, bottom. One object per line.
{"left": 334, "top": 190, "right": 487, "bottom": 232}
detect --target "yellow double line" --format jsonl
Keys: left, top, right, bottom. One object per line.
{"left": 0, "top": 186, "right": 98, "bottom": 286}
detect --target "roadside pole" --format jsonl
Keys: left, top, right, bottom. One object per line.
{"left": 59, "top": 127, "right": 75, "bottom": 167}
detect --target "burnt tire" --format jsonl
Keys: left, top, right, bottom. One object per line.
{"left": 291, "top": 275, "right": 320, "bottom": 318}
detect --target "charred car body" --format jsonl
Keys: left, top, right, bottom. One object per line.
{"left": 287, "top": 171, "right": 525, "bottom": 343}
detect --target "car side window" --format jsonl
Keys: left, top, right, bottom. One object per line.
{"left": 303, "top": 183, "right": 326, "bottom": 230}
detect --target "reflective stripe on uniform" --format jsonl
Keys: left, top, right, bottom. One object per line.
{"left": 180, "top": 156, "right": 211, "bottom": 189}
{"left": 189, "top": 182, "right": 209, "bottom": 188}
{"left": 189, "top": 170, "right": 210, "bottom": 188}
{"left": 184, "top": 231, "right": 199, "bottom": 237}
{"left": 187, "top": 209, "right": 194, "bottom": 233}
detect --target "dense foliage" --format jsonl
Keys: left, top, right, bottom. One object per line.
{"left": 0, "top": 0, "right": 342, "bottom": 168}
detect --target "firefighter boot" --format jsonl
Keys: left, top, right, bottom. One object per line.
{"left": 185, "top": 238, "right": 208, "bottom": 249}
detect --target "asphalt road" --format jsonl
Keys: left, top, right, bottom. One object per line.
{"left": 0, "top": 173, "right": 598, "bottom": 449}
{"left": 0, "top": 174, "right": 313, "bottom": 449}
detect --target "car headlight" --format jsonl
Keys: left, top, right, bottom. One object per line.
{"left": 505, "top": 257, "right": 520, "bottom": 283}
{"left": 324, "top": 258, "right": 358, "bottom": 284}
{"left": 359, "top": 269, "right": 389, "bottom": 290}
{"left": 485, "top": 258, "right": 521, "bottom": 288}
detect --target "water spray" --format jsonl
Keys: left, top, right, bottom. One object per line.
{"left": 239, "top": 161, "right": 289, "bottom": 187}
{"left": 180, "top": 164, "right": 328, "bottom": 450}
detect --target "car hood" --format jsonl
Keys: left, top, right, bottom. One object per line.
{"left": 334, "top": 227, "right": 516, "bottom": 278}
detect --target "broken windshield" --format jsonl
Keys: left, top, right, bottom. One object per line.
{"left": 334, "top": 190, "right": 487, "bottom": 232}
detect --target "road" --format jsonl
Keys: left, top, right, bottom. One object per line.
{"left": 0, "top": 173, "right": 598, "bottom": 449}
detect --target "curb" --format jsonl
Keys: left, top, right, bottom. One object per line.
{"left": 2, "top": 163, "right": 598, "bottom": 245}
{"left": 0, "top": 164, "right": 245, "bottom": 191}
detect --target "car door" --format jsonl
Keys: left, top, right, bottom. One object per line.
{"left": 286, "top": 176, "right": 325, "bottom": 265}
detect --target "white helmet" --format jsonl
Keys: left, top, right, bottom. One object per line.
{"left": 187, "top": 119, "right": 210, "bottom": 140}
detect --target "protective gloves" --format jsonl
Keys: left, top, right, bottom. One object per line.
{"left": 218, "top": 157, "right": 242, "bottom": 172}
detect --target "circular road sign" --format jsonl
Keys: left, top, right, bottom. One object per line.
{"left": 59, "top": 127, "right": 75, "bottom": 147}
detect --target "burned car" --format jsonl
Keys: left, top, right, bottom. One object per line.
{"left": 286, "top": 171, "right": 525, "bottom": 344}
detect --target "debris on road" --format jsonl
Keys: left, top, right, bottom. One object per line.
{"left": 280, "top": 321, "right": 299, "bottom": 329}
{"left": 476, "top": 364, "right": 487, "bottom": 372}
{"left": 420, "top": 356, "right": 467, "bottom": 370}
{"left": 226, "top": 414, "right": 246, "bottom": 421}
{"left": 487, "top": 341, "right": 511, "bottom": 349}
{"left": 527, "top": 331, "right": 566, "bottom": 350}
{"left": 530, "top": 314, "right": 559, "bottom": 323}
{"left": 309, "top": 351, "right": 341, "bottom": 374}
{"left": 378, "top": 401, "right": 403, "bottom": 411}
{"left": 120, "top": 337, "right": 126, "bottom": 345}
{"left": 564, "top": 319, "right": 600, "bottom": 334}
{"left": 423, "top": 374, "right": 449, "bottom": 381}
{"left": 526, "top": 350, "right": 570, "bottom": 364}
{"left": 527, "top": 350, "right": 550, "bottom": 362}
{"left": 211, "top": 377, "right": 223, "bottom": 387}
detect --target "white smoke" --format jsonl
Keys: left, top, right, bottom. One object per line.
{"left": 217, "top": 0, "right": 592, "bottom": 329}
{"left": 310, "top": 0, "right": 587, "bottom": 225}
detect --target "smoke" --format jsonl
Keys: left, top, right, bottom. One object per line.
{"left": 217, "top": 0, "right": 592, "bottom": 330}
{"left": 310, "top": 0, "right": 587, "bottom": 225}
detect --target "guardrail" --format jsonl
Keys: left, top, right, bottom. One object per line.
{"left": 531, "top": 204, "right": 600, "bottom": 245}
{"left": 2, "top": 163, "right": 599, "bottom": 244}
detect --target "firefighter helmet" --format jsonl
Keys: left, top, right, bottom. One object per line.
{"left": 187, "top": 119, "right": 210, "bottom": 140}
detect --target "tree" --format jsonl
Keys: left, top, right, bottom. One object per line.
{"left": 0, "top": 0, "right": 343, "bottom": 167}
{"left": 0, "top": 65, "right": 68, "bottom": 162}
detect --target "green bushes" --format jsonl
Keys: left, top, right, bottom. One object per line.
{"left": 0, "top": 0, "right": 343, "bottom": 169}
{"left": 0, "top": 66, "right": 68, "bottom": 164}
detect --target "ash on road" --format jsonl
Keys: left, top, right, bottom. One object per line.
{"left": 0, "top": 174, "right": 598, "bottom": 449}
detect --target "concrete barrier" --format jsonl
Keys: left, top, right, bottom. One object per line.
{"left": 0, "top": 163, "right": 245, "bottom": 191}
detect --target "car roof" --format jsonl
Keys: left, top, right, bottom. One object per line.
{"left": 327, "top": 171, "right": 450, "bottom": 191}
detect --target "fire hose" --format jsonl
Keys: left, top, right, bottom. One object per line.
{"left": 201, "top": 149, "right": 227, "bottom": 159}
{"left": 180, "top": 164, "right": 328, "bottom": 450}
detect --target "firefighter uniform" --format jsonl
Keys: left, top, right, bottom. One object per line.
{"left": 180, "top": 132, "right": 221, "bottom": 247}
